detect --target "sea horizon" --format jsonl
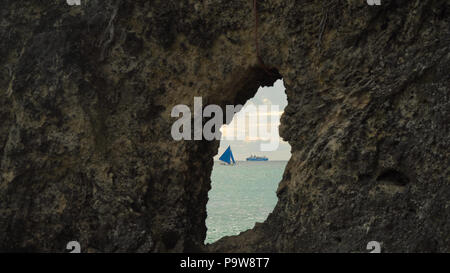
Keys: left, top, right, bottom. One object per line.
{"left": 213, "top": 159, "right": 289, "bottom": 162}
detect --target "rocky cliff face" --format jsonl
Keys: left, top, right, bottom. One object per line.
{"left": 0, "top": 0, "right": 448, "bottom": 252}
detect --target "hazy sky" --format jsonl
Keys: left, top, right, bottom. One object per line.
{"left": 214, "top": 79, "right": 292, "bottom": 161}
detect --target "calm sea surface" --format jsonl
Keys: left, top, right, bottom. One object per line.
{"left": 205, "top": 161, "right": 287, "bottom": 244}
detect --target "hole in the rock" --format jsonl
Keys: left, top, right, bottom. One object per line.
{"left": 205, "top": 79, "right": 291, "bottom": 244}
{"left": 376, "top": 169, "right": 410, "bottom": 186}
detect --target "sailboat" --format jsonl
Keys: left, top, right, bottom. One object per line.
{"left": 219, "top": 146, "right": 236, "bottom": 166}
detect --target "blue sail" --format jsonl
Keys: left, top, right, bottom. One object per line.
{"left": 219, "top": 146, "right": 235, "bottom": 165}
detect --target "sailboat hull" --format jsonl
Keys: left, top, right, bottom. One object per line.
{"left": 220, "top": 163, "right": 235, "bottom": 166}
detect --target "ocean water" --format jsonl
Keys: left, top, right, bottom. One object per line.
{"left": 205, "top": 161, "right": 288, "bottom": 244}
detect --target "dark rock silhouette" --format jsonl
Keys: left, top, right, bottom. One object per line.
{"left": 0, "top": 0, "right": 448, "bottom": 252}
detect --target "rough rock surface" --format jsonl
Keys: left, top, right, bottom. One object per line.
{"left": 0, "top": 0, "right": 448, "bottom": 252}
